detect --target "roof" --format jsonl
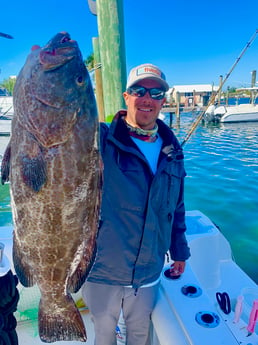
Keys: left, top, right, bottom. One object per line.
{"left": 170, "top": 84, "right": 219, "bottom": 93}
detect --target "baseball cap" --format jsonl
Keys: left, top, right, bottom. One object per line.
{"left": 126, "top": 63, "right": 169, "bottom": 91}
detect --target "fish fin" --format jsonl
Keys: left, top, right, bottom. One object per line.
{"left": 13, "top": 235, "right": 35, "bottom": 287}
{"left": 21, "top": 152, "right": 47, "bottom": 192}
{"left": 1, "top": 142, "right": 11, "bottom": 184}
{"left": 68, "top": 172, "right": 102, "bottom": 293}
{"left": 68, "top": 243, "right": 97, "bottom": 293}
{"left": 38, "top": 294, "right": 87, "bottom": 343}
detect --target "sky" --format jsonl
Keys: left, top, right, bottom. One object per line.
{"left": 1, "top": 0, "right": 258, "bottom": 90}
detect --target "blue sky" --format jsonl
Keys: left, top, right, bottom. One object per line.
{"left": 1, "top": 0, "right": 258, "bottom": 90}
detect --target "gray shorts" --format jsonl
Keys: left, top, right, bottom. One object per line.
{"left": 81, "top": 281, "right": 160, "bottom": 345}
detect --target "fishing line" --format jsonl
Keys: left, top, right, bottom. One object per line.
{"left": 181, "top": 29, "right": 258, "bottom": 147}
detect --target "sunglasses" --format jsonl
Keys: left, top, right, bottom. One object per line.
{"left": 127, "top": 86, "right": 166, "bottom": 100}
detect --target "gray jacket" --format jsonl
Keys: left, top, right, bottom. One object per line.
{"left": 87, "top": 111, "right": 190, "bottom": 288}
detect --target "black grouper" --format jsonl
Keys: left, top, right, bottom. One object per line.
{"left": 1, "top": 32, "right": 101, "bottom": 342}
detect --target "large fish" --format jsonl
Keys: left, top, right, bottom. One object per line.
{"left": 1, "top": 32, "right": 101, "bottom": 342}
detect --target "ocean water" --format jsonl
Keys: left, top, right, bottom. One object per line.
{"left": 172, "top": 113, "right": 258, "bottom": 284}
{"left": 0, "top": 114, "right": 258, "bottom": 283}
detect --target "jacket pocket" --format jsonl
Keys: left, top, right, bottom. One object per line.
{"left": 152, "top": 161, "right": 185, "bottom": 212}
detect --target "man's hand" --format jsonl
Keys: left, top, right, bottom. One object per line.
{"left": 170, "top": 261, "right": 186, "bottom": 276}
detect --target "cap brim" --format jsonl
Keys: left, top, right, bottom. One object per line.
{"left": 127, "top": 76, "right": 169, "bottom": 91}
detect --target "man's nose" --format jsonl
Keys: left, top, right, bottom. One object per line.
{"left": 142, "top": 90, "right": 152, "bottom": 101}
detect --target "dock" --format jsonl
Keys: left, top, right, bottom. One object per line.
{"left": 161, "top": 105, "right": 207, "bottom": 113}
{"left": 161, "top": 105, "right": 207, "bottom": 127}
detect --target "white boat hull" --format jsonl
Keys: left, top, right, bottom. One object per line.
{"left": 205, "top": 104, "right": 258, "bottom": 123}
{"left": 0, "top": 96, "right": 13, "bottom": 135}
{"left": 0, "top": 119, "right": 12, "bottom": 135}
{"left": 0, "top": 96, "right": 13, "bottom": 116}
{"left": 0, "top": 210, "right": 257, "bottom": 345}
{"left": 220, "top": 104, "right": 258, "bottom": 123}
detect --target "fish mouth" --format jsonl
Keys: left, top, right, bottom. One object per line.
{"left": 39, "top": 32, "right": 79, "bottom": 71}
{"left": 34, "top": 95, "right": 60, "bottom": 108}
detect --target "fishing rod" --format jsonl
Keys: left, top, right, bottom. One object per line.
{"left": 181, "top": 29, "right": 258, "bottom": 147}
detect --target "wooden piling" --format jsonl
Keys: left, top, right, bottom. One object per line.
{"left": 96, "top": 0, "right": 127, "bottom": 120}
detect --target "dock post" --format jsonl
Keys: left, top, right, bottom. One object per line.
{"left": 96, "top": 0, "right": 127, "bottom": 121}
{"left": 251, "top": 70, "right": 256, "bottom": 104}
{"left": 169, "top": 112, "right": 173, "bottom": 128}
{"left": 176, "top": 91, "right": 180, "bottom": 124}
{"left": 218, "top": 75, "right": 223, "bottom": 105}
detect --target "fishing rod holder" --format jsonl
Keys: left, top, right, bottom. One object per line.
{"left": 181, "top": 284, "right": 202, "bottom": 298}
{"left": 195, "top": 311, "right": 220, "bottom": 328}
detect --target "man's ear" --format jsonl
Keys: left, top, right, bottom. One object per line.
{"left": 123, "top": 91, "right": 129, "bottom": 105}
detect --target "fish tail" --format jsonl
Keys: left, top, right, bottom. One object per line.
{"left": 38, "top": 294, "right": 87, "bottom": 343}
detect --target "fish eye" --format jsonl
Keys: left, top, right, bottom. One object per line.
{"left": 76, "top": 76, "right": 84, "bottom": 85}
{"left": 61, "top": 36, "right": 70, "bottom": 44}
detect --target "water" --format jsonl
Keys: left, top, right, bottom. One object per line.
{"left": 0, "top": 116, "right": 258, "bottom": 283}
{"left": 172, "top": 113, "right": 258, "bottom": 284}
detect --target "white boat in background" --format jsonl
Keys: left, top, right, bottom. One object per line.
{"left": 0, "top": 96, "right": 13, "bottom": 116}
{"left": 0, "top": 96, "right": 13, "bottom": 135}
{"left": 0, "top": 116, "right": 12, "bottom": 135}
{"left": 205, "top": 103, "right": 258, "bottom": 123}
{"left": 0, "top": 210, "right": 257, "bottom": 345}
{"left": 204, "top": 87, "right": 258, "bottom": 123}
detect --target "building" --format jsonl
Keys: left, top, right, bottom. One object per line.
{"left": 167, "top": 84, "right": 219, "bottom": 107}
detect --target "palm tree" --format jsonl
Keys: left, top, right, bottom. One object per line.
{"left": 84, "top": 53, "right": 94, "bottom": 71}
{"left": 0, "top": 77, "right": 16, "bottom": 95}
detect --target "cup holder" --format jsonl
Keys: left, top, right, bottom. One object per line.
{"left": 195, "top": 311, "right": 220, "bottom": 328}
{"left": 181, "top": 284, "right": 202, "bottom": 298}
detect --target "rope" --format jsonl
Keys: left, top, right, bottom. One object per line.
{"left": 88, "top": 63, "right": 102, "bottom": 73}
{"left": 181, "top": 29, "right": 258, "bottom": 147}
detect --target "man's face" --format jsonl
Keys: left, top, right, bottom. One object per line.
{"left": 123, "top": 79, "right": 166, "bottom": 130}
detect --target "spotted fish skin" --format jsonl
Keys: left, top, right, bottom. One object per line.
{"left": 1, "top": 32, "right": 101, "bottom": 342}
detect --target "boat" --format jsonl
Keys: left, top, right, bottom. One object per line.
{"left": 0, "top": 210, "right": 257, "bottom": 345}
{"left": 0, "top": 115, "right": 12, "bottom": 135}
{"left": 204, "top": 103, "right": 258, "bottom": 123}
{"left": 0, "top": 96, "right": 13, "bottom": 135}
{"left": 204, "top": 87, "right": 258, "bottom": 123}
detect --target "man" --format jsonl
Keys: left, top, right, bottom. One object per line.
{"left": 82, "top": 63, "right": 190, "bottom": 345}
